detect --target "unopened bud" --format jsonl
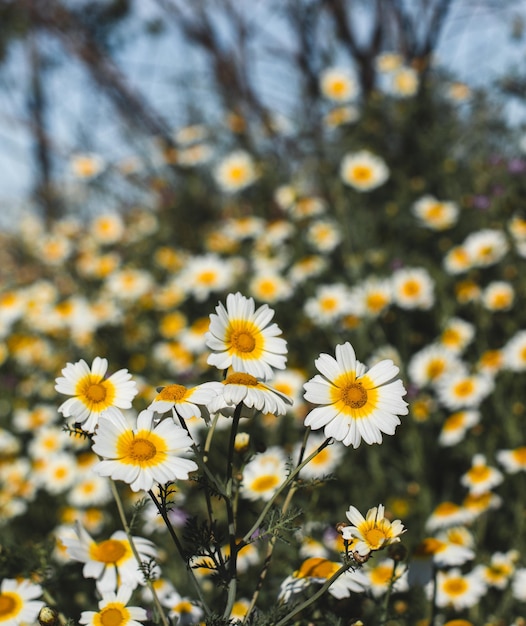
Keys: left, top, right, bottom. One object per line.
{"left": 38, "top": 606, "right": 59, "bottom": 626}
{"left": 387, "top": 542, "right": 408, "bottom": 562}
{"left": 335, "top": 522, "right": 348, "bottom": 534}
{"left": 234, "top": 432, "right": 250, "bottom": 452}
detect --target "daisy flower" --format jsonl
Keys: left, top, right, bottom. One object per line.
{"left": 433, "top": 567, "right": 486, "bottom": 610}
{"left": 206, "top": 292, "right": 288, "bottom": 381}
{"left": 460, "top": 454, "right": 504, "bottom": 495}
{"left": 70, "top": 152, "right": 105, "bottom": 179}
{"left": 462, "top": 491, "right": 501, "bottom": 519}
{"left": 162, "top": 591, "right": 203, "bottom": 625}
{"left": 89, "top": 213, "right": 125, "bottom": 245}
{"left": 55, "top": 357, "right": 138, "bottom": 434}
{"left": 306, "top": 219, "right": 342, "bottom": 253}
{"left": 389, "top": 66, "right": 419, "bottom": 97}
{"left": 439, "top": 317, "right": 475, "bottom": 354}
{"left": 303, "top": 342, "right": 408, "bottom": 448}
{"left": 438, "top": 410, "right": 480, "bottom": 447}
{"left": 408, "top": 344, "right": 463, "bottom": 389}
{"left": 323, "top": 105, "right": 360, "bottom": 128}
{"left": 473, "top": 551, "right": 517, "bottom": 590}
{"left": 248, "top": 272, "right": 293, "bottom": 304}
{"left": 443, "top": 245, "right": 472, "bottom": 274}
{"left": 148, "top": 383, "right": 218, "bottom": 419}
{"left": 92, "top": 409, "right": 198, "bottom": 492}
{"left": 303, "top": 283, "right": 351, "bottom": 325}
{"left": 412, "top": 195, "right": 459, "bottom": 230}
{"left": 359, "top": 558, "right": 409, "bottom": 597}
{"left": 213, "top": 150, "right": 258, "bottom": 193}
{"left": 481, "top": 281, "right": 514, "bottom": 311}
{"left": 512, "top": 568, "right": 526, "bottom": 601}
{"left": 391, "top": 267, "right": 434, "bottom": 310}
{"left": 503, "top": 330, "right": 526, "bottom": 371}
{"left": 207, "top": 372, "right": 293, "bottom": 417}
{"left": 341, "top": 504, "right": 406, "bottom": 557}
{"left": 340, "top": 150, "right": 389, "bottom": 192}
{"left": 177, "top": 254, "right": 237, "bottom": 302}
{"left": 240, "top": 446, "right": 288, "bottom": 502}
{"left": 436, "top": 369, "right": 494, "bottom": 410}
{"left": 348, "top": 278, "right": 392, "bottom": 318}
{"left": 496, "top": 446, "right": 526, "bottom": 473}
{"left": 61, "top": 524, "right": 159, "bottom": 593}
{"left": 0, "top": 578, "right": 44, "bottom": 626}
{"left": 104, "top": 268, "right": 154, "bottom": 302}
{"left": 425, "top": 501, "right": 473, "bottom": 532}
{"left": 463, "top": 228, "right": 509, "bottom": 268}
{"left": 295, "top": 433, "right": 345, "bottom": 479}
{"left": 319, "top": 67, "right": 357, "bottom": 102}
{"left": 79, "top": 586, "right": 147, "bottom": 626}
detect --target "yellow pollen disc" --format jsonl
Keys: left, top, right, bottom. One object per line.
{"left": 351, "top": 165, "right": 372, "bottom": 182}
{"left": 454, "top": 380, "right": 475, "bottom": 397}
{"left": 296, "top": 557, "right": 340, "bottom": 579}
{"left": 341, "top": 382, "right": 368, "bottom": 408}
{"left": 443, "top": 413, "right": 465, "bottom": 431}
{"left": 402, "top": 280, "right": 420, "bottom": 296}
{"left": 366, "top": 293, "right": 388, "bottom": 312}
{"left": 231, "top": 330, "right": 256, "bottom": 353}
{"left": 86, "top": 383, "right": 107, "bottom": 402}
{"left": 435, "top": 501, "right": 460, "bottom": 516}
{"left": 0, "top": 592, "right": 20, "bottom": 619}
{"left": 98, "top": 606, "right": 126, "bottom": 626}
{"left": 311, "top": 448, "right": 329, "bottom": 465}
{"left": 228, "top": 166, "right": 246, "bottom": 182}
{"left": 76, "top": 374, "right": 115, "bottom": 410}
{"left": 426, "top": 360, "right": 445, "bottom": 379}
{"left": 157, "top": 384, "right": 189, "bottom": 402}
{"left": 443, "top": 577, "right": 468, "bottom": 596}
{"left": 321, "top": 297, "right": 337, "bottom": 311}
{"left": 415, "top": 537, "right": 444, "bottom": 557}
{"left": 251, "top": 474, "right": 279, "bottom": 493}
{"left": 90, "top": 538, "right": 128, "bottom": 564}
{"left": 128, "top": 437, "right": 157, "bottom": 462}
{"left": 467, "top": 465, "right": 491, "bottom": 482}
{"left": 174, "top": 601, "right": 193, "bottom": 614}
{"left": 370, "top": 564, "right": 394, "bottom": 585}
{"left": 364, "top": 527, "right": 387, "bottom": 549}
{"left": 224, "top": 372, "right": 259, "bottom": 386}
{"left": 512, "top": 447, "right": 526, "bottom": 464}
{"left": 197, "top": 270, "right": 217, "bottom": 285}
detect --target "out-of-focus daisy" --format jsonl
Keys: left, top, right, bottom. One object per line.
{"left": 27, "top": 425, "right": 70, "bottom": 459}
{"left": 463, "top": 228, "right": 509, "bottom": 268}
{"left": 455, "top": 279, "right": 481, "bottom": 304}
{"left": 412, "top": 195, "right": 459, "bottom": 230}
{"left": 375, "top": 52, "right": 403, "bottom": 73}
{"left": 34, "top": 452, "right": 78, "bottom": 495}
{"left": 323, "top": 105, "right": 360, "bottom": 128}
{"left": 438, "top": 410, "right": 480, "bottom": 447}
{"left": 61, "top": 524, "right": 159, "bottom": 593}
{"left": 229, "top": 598, "right": 250, "bottom": 623}
{"left": 70, "top": 152, "right": 105, "bottom": 179}
{"left": 476, "top": 348, "right": 504, "bottom": 376}
{"left": 340, "top": 150, "right": 389, "bottom": 192}
{"left": 89, "top": 213, "right": 125, "bottom": 245}
{"left": 436, "top": 369, "right": 494, "bottom": 411}
{"left": 240, "top": 446, "right": 288, "bottom": 502}
{"left": 444, "top": 245, "right": 472, "bottom": 274}
{"left": 79, "top": 586, "right": 148, "bottom": 626}
{"left": 341, "top": 504, "right": 405, "bottom": 557}
{"left": 104, "top": 268, "right": 154, "bottom": 302}
{"left": 460, "top": 454, "right": 504, "bottom": 496}
{"left": 432, "top": 567, "right": 486, "bottom": 610}
{"left": 319, "top": 67, "right": 357, "bottom": 101}
{"left": 503, "top": 330, "right": 526, "bottom": 371}
{"left": 35, "top": 233, "right": 73, "bottom": 266}
{"left": 0, "top": 578, "right": 45, "bottom": 626}
{"left": 512, "top": 568, "right": 526, "bottom": 601}
{"left": 213, "top": 150, "right": 258, "bottom": 193}
{"left": 148, "top": 383, "right": 218, "bottom": 420}
{"left": 249, "top": 272, "right": 293, "bottom": 304}
{"left": 177, "top": 254, "right": 237, "bottom": 302}
{"left": 306, "top": 219, "right": 342, "bottom": 253}
{"left": 473, "top": 551, "right": 517, "bottom": 590}
{"left": 162, "top": 590, "right": 203, "bottom": 625}
{"left": 408, "top": 535, "right": 473, "bottom": 585}
{"left": 55, "top": 357, "right": 137, "bottom": 434}
{"left": 303, "top": 342, "right": 408, "bottom": 448}
{"left": 425, "top": 501, "right": 473, "bottom": 532}
{"left": 481, "top": 281, "right": 514, "bottom": 311}
{"left": 207, "top": 372, "right": 292, "bottom": 417}
{"left": 496, "top": 446, "right": 526, "bottom": 473}
{"left": 92, "top": 409, "right": 198, "bottom": 492}
{"left": 206, "top": 292, "right": 287, "bottom": 381}
{"left": 357, "top": 558, "right": 409, "bottom": 598}
{"left": 288, "top": 255, "right": 327, "bottom": 285}
{"left": 439, "top": 317, "right": 475, "bottom": 354}
{"left": 152, "top": 341, "right": 193, "bottom": 376}
{"left": 348, "top": 278, "right": 392, "bottom": 318}
{"left": 68, "top": 470, "right": 112, "bottom": 508}
{"left": 462, "top": 490, "right": 502, "bottom": 519}
{"left": 389, "top": 66, "right": 419, "bottom": 97}
{"left": 448, "top": 81, "right": 472, "bottom": 101}
{"left": 391, "top": 267, "right": 434, "bottom": 310}
{"left": 295, "top": 433, "right": 344, "bottom": 479}
{"left": 0, "top": 289, "right": 26, "bottom": 325}
{"left": 408, "top": 344, "right": 463, "bottom": 388}
{"left": 304, "top": 283, "right": 350, "bottom": 325}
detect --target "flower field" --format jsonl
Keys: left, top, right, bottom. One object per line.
{"left": 1, "top": 6, "right": 526, "bottom": 625}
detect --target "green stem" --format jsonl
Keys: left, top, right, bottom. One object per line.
{"left": 274, "top": 561, "right": 355, "bottom": 626}
{"left": 241, "top": 437, "right": 332, "bottom": 545}
{"left": 147, "top": 489, "right": 211, "bottom": 617}
{"left": 223, "top": 403, "right": 243, "bottom": 619}
{"left": 109, "top": 481, "right": 170, "bottom": 626}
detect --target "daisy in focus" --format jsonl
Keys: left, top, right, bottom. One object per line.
{"left": 341, "top": 504, "right": 406, "bottom": 557}
{"left": 55, "top": 357, "right": 138, "bottom": 433}
{"left": 61, "top": 525, "right": 159, "bottom": 593}
{"left": 79, "top": 586, "right": 148, "bottom": 626}
{"left": 0, "top": 578, "right": 45, "bottom": 626}
{"left": 206, "top": 292, "right": 288, "bottom": 381}
{"left": 340, "top": 150, "right": 389, "bottom": 192}
{"left": 303, "top": 342, "right": 408, "bottom": 448}
{"left": 92, "top": 409, "right": 198, "bottom": 492}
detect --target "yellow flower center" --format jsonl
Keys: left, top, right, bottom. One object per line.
{"left": 97, "top": 605, "right": 128, "bottom": 626}
{"left": 90, "top": 538, "right": 128, "bottom": 564}
{"left": 251, "top": 474, "right": 279, "bottom": 493}
{"left": 370, "top": 563, "right": 395, "bottom": 585}
{"left": 0, "top": 592, "right": 21, "bottom": 619}
{"left": 415, "top": 537, "right": 444, "bottom": 557}
{"left": 364, "top": 527, "right": 387, "bottom": 549}
{"left": 224, "top": 373, "right": 259, "bottom": 386}
{"left": 116, "top": 430, "right": 167, "bottom": 467}
{"left": 443, "top": 412, "right": 465, "bottom": 431}
{"left": 128, "top": 438, "right": 157, "bottom": 461}
{"left": 157, "top": 384, "right": 189, "bottom": 402}
{"left": 174, "top": 601, "right": 193, "bottom": 614}
{"left": 197, "top": 270, "right": 217, "bottom": 285}
{"left": 366, "top": 293, "right": 388, "bottom": 312}
{"left": 426, "top": 360, "right": 445, "bottom": 379}
{"left": 402, "top": 279, "right": 421, "bottom": 297}
{"left": 443, "top": 577, "right": 468, "bottom": 596}
{"left": 435, "top": 501, "right": 460, "bottom": 516}
{"left": 86, "top": 383, "right": 107, "bottom": 403}
{"left": 341, "top": 382, "right": 368, "bottom": 408}
{"left": 320, "top": 297, "right": 338, "bottom": 311}
{"left": 228, "top": 165, "right": 246, "bottom": 182}
{"left": 453, "top": 380, "right": 475, "bottom": 397}
{"left": 467, "top": 465, "right": 491, "bottom": 482}
{"left": 512, "top": 447, "right": 526, "bottom": 464}
{"left": 351, "top": 165, "right": 372, "bottom": 182}
{"left": 231, "top": 330, "right": 256, "bottom": 352}
{"left": 296, "top": 557, "right": 340, "bottom": 579}
{"left": 426, "top": 203, "right": 445, "bottom": 220}
{"left": 76, "top": 374, "right": 116, "bottom": 411}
